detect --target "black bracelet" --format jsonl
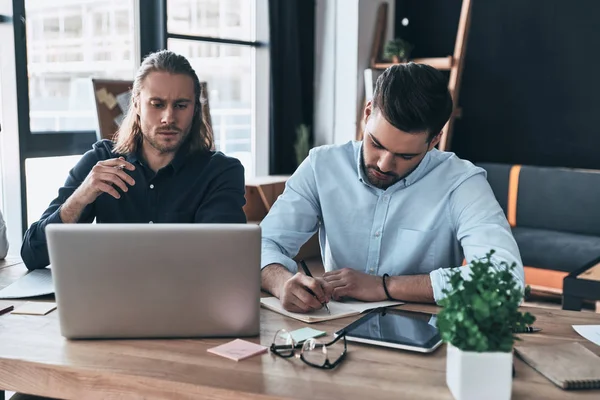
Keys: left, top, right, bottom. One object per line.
{"left": 382, "top": 273, "right": 395, "bottom": 301}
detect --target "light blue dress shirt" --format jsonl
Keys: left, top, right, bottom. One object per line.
{"left": 260, "top": 141, "right": 524, "bottom": 303}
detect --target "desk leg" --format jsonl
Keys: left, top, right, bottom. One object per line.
{"left": 562, "top": 295, "right": 583, "bottom": 311}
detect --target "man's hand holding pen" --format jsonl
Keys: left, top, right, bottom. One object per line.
{"left": 279, "top": 272, "right": 332, "bottom": 314}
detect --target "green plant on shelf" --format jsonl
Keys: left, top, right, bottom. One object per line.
{"left": 383, "top": 37, "right": 414, "bottom": 63}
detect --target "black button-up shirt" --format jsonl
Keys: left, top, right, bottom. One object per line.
{"left": 22, "top": 140, "right": 247, "bottom": 270}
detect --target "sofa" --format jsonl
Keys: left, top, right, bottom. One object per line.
{"left": 478, "top": 163, "right": 600, "bottom": 293}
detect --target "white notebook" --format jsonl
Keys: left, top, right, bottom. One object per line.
{"left": 260, "top": 297, "right": 403, "bottom": 323}
{"left": 0, "top": 269, "right": 54, "bottom": 299}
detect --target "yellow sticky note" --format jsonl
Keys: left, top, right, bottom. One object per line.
{"left": 95, "top": 87, "right": 108, "bottom": 103}
{"left": 104, "top": 93, "right": 118, "bottom": 110}
{"left": 12, "top": 302, "right": 56, "bottom": 316}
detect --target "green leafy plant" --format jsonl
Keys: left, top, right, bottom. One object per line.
{"left": 383, "top": 38, "right": 414, "bottom": 63}
{"left": 294, "top": 124, "right": 311, "bottom": 167}
{"left": 437, "top": 250, "right": 535, "bottom": 353}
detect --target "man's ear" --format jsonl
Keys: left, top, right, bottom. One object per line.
{"left": 428, "top": 131, "right": 443, "bottom": 150}
{"left": 363, "top": 101, "right": 373, "bottom": 125}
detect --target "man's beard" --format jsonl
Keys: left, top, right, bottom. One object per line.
{"left": 144, "top": 128, "right": 189, "bottom": 154}
{"left": 364, "top": 165, "right": 400, "bottom": 189}
{"left": 361, "top": 151, "right": 400, "bottom": 189}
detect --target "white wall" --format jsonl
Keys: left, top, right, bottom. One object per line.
{"left": 314, "top": 0, "right": 394, "bottom": 146}
{"left": 313, "top": 0, "right": 336, "bottom": 146}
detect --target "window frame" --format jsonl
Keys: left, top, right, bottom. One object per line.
{"left": 10, "top": 0, "right": 269, "bottom": 236}
{"left": 164, "top": 0, "right": 269, "bottom": 177}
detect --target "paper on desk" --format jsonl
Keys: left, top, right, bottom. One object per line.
{"left": 260, "top": 297, "right": 403, "bottom": 323}
{"left": 207, "top": 339, "right": 268, "bottom": 361}
{"left": 0, "top": 269, "right": 54, "bottom": 299}
{"left": 284, "top": 327, "right": 326, "bottom": 343}
{"left": 573, "top": 325, "right": 600, "bottom": 347}
{"left": 12, "top": 301, "right": 57, "bottom": 315}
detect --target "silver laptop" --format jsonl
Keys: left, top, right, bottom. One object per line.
{"left": 46, "top": 224, "right": 261, "bottom": 339}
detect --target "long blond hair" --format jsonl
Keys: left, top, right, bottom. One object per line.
{"left": 112, "top": 50, "right": 213, "bottom": 154}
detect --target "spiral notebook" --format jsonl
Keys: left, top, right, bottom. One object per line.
{"left": 515, "top": 342, "right": 600, "bottom": 390}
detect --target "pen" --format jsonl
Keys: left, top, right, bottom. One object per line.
{"left": 515, "top": 326, "right": 542, "bottom": 333}
{"left": 0, "top": 305, "right": 14, "bottom": 316}
{"left": 299, "top": 260, "right": 331, "bottom": 314}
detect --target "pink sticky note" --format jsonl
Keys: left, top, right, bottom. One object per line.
{"left": 207, "top": 339, "right": 268, "bottom": 362}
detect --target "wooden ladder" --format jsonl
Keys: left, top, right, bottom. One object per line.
{"left": 365, "top": 0, "right": 473, "bottom": 151}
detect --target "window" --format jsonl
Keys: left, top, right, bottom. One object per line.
{"left": 25, "top": 0, "right": 137, "bottom": 133}
{"left": 7, "top": 0, "right": 268, "bottom": 239}
{"left": 63, "top": 15, "right": 83, "bottom": 38}
{"left": 20, "top": 0, "right": 138, "bottom": 229}
{"left": 25, "top": 156, "right": 83, "bottom": 226}
{"left": 166, "top": 0, "right": 268, "bottom": 176}
{"left": 43, "top": 17, "right": 60, "bottom": 38}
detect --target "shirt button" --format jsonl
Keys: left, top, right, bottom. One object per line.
{"left": 375, "top": 231, "right": 381, "bottom": 237}
{"left": 369, "top": 268, "right": 375, "bottom": 273}
{"left": 149, "top": 184, "right": 155, "bottom": 189}
{"left": 383, "top": 195, "right": 389, "bottom": 201}
{"left": 149, "top": 221, "right": 154, "bottom": 224}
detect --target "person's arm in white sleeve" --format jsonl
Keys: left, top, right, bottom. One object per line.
{"left": 429, "top": 173, "right": 524, "bottom": 303}
{"left": 260, "top": 154, "right": 322, "bottom": 273}
{"left": 260, "top": 153, "right": 332, "bottom": 313}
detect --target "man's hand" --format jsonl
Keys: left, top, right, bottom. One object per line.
{"left": 322, "top": 268, "right": 386, "bottom": 301}
{"left": 74, "top": 157, "right": 136, "bottom": 204}
{"left": 60, "top": 157, "right": 136, "bottom": 224}
{"left": 280, "top": 273, "right": 333, "bottom": 313}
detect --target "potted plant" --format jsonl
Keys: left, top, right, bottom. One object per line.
{"left": 437, "top": 250, "right": 536, "bottom": 400}
{"left": 294, "top": 124, "right": 311, "bottom": 167}
{"left": 383, "top": 38, "right": 414, "bottom": 63}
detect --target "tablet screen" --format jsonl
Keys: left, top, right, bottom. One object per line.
{"left": 336, "top": 308, "right": 441, "bottom": 351}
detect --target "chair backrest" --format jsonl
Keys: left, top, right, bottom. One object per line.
{"left": 517, "top": 165, "right": 600, "bottom": 236}
{"left": 477, "top": 163, "right": 511, "bottom": 216}
{"left": 478, "top": 162, "right": 600, "bottom": 236}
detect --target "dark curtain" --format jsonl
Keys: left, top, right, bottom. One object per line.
{"left": 268, "top": 0, "right": 315, "bottom": 175}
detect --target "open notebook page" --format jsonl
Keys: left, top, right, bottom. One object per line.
{"left": 0, "top": 268, "right": 54, "bottom": 299}
{"left": 260, "top": 297, "right": 403, "bottom": 323}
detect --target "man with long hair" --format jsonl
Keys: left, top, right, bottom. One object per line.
{"left": 22, "top": 50, "right": 246, "bottom": 270}
{"left": 261, "top": 63, "right": 523, "bottom": 313}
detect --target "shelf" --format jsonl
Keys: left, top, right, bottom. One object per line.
{"left": 372, "top": 56, "right": 453, "bottom": 71}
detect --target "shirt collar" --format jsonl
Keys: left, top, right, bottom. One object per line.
{"left": 354, "top": 141, "right": 435, "bottom": 191}
{"left": 123, "top": 144, "right": 192, "bottom": 173}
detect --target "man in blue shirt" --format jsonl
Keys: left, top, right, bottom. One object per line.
{"left": 261, "top": 63, "right": 523, "bottom": 313}
{"left": 22, "top": 50, "right": 246, "bottom": 270}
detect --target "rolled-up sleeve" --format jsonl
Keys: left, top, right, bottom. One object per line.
{"left": 429, "top": 173, "right": 524, "bottom": 303}
{"left": 260, "top": 153, "right": 322, "bottom": 273}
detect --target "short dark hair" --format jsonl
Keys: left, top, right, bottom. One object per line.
{"left": 371, "top": 63, "right": 453, "bottom": 142}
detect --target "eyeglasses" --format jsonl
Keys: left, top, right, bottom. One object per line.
{"left": 270, "top": 329, "right": 347, "bottom": 369}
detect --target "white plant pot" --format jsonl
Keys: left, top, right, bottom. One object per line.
{"left": 446, "top": 343, "right": 513, "bottom": 400}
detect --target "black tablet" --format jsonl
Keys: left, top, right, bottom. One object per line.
{"left": 334, "top": 308, "right": 442, "bottom": 353}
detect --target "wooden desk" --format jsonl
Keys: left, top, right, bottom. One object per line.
{"left": 1, "top": 264, "right": 600, "bottom": 399}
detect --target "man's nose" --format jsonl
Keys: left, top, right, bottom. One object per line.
{"left": 161, "top": 106, "right": 175, "bottom": 125}
{"left": 377, "top": 152, "right": 395, "bottom": 172}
